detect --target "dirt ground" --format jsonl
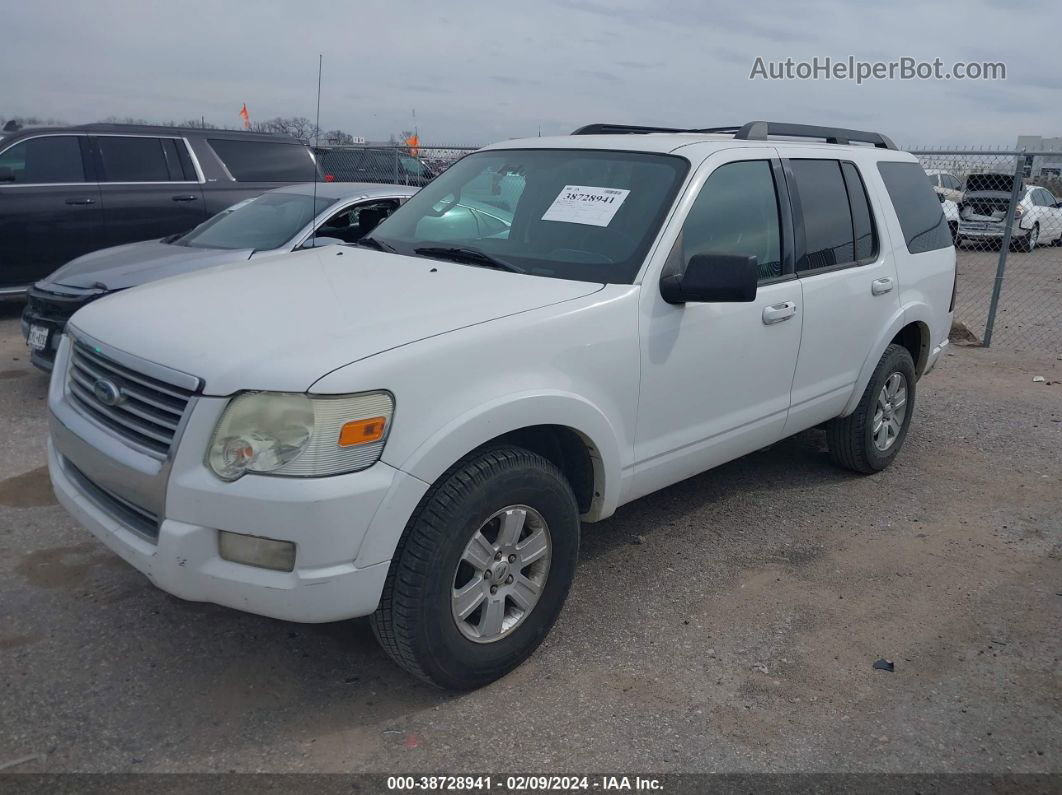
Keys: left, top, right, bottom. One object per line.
{"left": 0, "top": 303, "right": 1059, "bottom": 774}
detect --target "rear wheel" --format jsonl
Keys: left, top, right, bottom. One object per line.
{"left": 371, "top": 445, "right": 580, "bottom": 690}
{"left": 1016, "top": 224, "right": 1038, "bottom": 253}
{"left": 826, "top": 344, "right": 916, "bottom": 474}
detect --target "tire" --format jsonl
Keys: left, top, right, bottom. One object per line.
{"left": 1016, "top": 224, "right": 1038, "bottom": 253}
{"left": 948, "top": 222, "right": 958, "bottom": 246}
{"left": 370, "top": 445, "right": 580, "bottom": 690}
{"left": 826, "top": 344, "right": 916, "bottom": 474}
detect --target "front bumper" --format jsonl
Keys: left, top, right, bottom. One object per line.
{"left": 49, "top": 439, "right": 397, "bottom": 622}
{"left": 47, "top": 337, "right": 429, "bottom": 622}
{"left": 22, "top": 284, "right": 103, "bottom": 371}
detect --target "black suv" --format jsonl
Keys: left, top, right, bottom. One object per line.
{"left": 0, "top": 124, "right": 320, "bottom": 294}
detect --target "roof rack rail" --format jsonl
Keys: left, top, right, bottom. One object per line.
{"left": 571, "top": 121, "right": 898, "bottom": 150}
{"left": 734, "top": 121, "right": 897, "bottom": 149}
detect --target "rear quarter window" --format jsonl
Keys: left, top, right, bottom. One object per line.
{"left": 208, "top": 139, "right": 317, "bottom": 182}
{"left": 877, "top": 162, "right": 952, "bottom": 254}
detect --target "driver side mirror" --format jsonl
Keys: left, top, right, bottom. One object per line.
{"left": 0, "top": 166, "right": 15, "bottom": 183}
{"left": 660, "top": 253, "right": 759, "bottom": 304}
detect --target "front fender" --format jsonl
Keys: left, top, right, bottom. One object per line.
{"left": 390, "top": 390, "right": 624, "bottom": 520}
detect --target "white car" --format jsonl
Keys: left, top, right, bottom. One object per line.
{"left": 47, "top": 121, "right": 955, "bottom": 689}
{"left": 958, "top": 176, "right": 1062, "bottom": 251}
{"left": 924, "top": 168, "right": 964, "bottom": 203}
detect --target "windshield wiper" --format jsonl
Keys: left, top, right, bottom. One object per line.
{"left": 413, "top": 246, "right": 525, "bottom": 273}
{"left": 355, "top": 236, "right": 397, "bottom": 253}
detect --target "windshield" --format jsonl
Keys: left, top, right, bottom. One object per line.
{"left": 366, "top": 148, "right": 689, "bottom": 283}
{"left": 177, "top": 193, "right": 337, "bottom": 250}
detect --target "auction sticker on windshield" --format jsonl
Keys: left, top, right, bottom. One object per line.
{"left": 541, "top": 185, "right": 630, "bottom": 227}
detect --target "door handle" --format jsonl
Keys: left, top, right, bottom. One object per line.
{"left": 171, "top": 194, "right": 198, "bottom": 202}
{"left": 762, "top": 301, "right": 797, "bottom": 325}
{"left": 64, "top": 197, "right": 95, "bottom": 205}
{"left": 871, "top": 277, "right": 894, "bottom": 296}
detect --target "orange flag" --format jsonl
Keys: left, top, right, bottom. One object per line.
{"left": 405, "top": 134, "right": 419, "bottom": 157}
{"left": 239, "top": 103, "right": 250, "bottom": 129}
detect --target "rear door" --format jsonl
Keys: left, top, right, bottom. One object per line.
{"left": 91, "top": 134, "right": 207, "bottom": 246}
{"left": 0, "top": 134, "right": 103, "bottom": 288}
{"left": 782, "top": 154, "right": 900, "bottom": 434}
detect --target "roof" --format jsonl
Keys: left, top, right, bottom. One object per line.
{"left": 1, "top": 123, "right": 304, "bottom": 145}
{"left": 266, "top": 181, "right": 420, "bottom": 199}
{"left": 485, "top": 133, "right": 910, "bottom": 159}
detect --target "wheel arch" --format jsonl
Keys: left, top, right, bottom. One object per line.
{"left": 842, "top": 307, "right": 931, "bottom": 416}
{"left": 388, "top": 391, "right": 624, "bottom": 522}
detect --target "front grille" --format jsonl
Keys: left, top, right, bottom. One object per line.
{"left": 63, "top": 457, "right": 160, "bottom": 541}
{"left": 66, "top": 341, "right": 195, "bottom": 456}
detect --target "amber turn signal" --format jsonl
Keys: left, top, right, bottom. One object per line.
{"left": 338, "top": 416, "right": 388, "bottom": 447}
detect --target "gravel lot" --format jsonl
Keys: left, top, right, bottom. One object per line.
{"left": 0, "top": 301, "right": 1059, "bottom": 774}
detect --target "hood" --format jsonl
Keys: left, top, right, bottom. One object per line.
{"left": 68, "top": 246, "right": 605, "bottom": 395}
{"left": 47, "top": 240, "right": 253, "bottom": 290}
{"left": 964, "top": 173, "right": 1019, "bottom": 195}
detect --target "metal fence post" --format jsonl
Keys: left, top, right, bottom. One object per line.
{"left": 982, "top": 155, "right": 1026, "bottom": 347}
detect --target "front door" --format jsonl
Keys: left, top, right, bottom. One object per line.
{"left": 631, "top": 149, "right": 802, "bottom": 501}
{"left": 0, "top": 134, "right": 103, "bottom": 288}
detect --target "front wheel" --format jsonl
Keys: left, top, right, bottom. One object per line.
{"left": 371, "top": 445, "right": 580, "bottom": 690}
{"left": 826, "top": 344, "right": 916, "bottom": 474}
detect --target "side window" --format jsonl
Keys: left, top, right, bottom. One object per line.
{"left": 677, "top": 159, "right": 782, "bottom": 281}
{"left": 208, "top": 139, "right": 316, "bottom": 182}
{"left": 0, "top": 136, "right": 85, "bottom": 183}
{"left": 841, "top": 162, "right": 877, "bottom": 261}
{"left": 877, "top": 161, "right": 952, "bottom": 254}
{"left": 97, "top": 136, "right": 171, "bottom": 182}
{"left": 789, "top": 159, "right": 854, "bottom": 271}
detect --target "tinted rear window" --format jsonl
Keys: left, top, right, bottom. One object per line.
{"left": 208, "top": 139, "right": 316, "bottom": 182}
{"left": 877, "top": 162, "right": 951, "bottom": 254}
{"left": 97, "top": 136, "right": 172, "bottom": 182}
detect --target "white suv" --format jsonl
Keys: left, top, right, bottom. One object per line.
{"left": 47, "top": 121, "right": 955, "bottom": 689}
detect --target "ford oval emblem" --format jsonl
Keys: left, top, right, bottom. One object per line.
{"left": 92, "top": 378, "right": 124, "bottom": 407}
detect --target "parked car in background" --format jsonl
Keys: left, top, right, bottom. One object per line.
{"left": 940, "top": 195, "right": 960, "bottom": 244}
{"left": 924, "top": 168, "right": 964, "bottom": 202}
{"left": 957, "top": 175, "right": 1062, "bottom": 251}
{"left": 22, "top": 182, "right": 416, "bottom": 370}
{"left": 0, "top": 124, "right": 320, "bottom": 295}
{"left": 317, "top": 146, "right": 435, "bottom": 187}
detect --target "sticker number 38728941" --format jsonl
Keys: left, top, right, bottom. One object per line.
{"left": 541, "top": 185, "right": 630, "bottom": 227}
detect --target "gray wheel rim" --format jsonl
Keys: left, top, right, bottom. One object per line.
{"left": 451, "top": 505, "right": 552, "bottom": 644}
{"left": 1030, "top": 226, "right": 1038, "bottom": 249}
{"left": 872, "top": 372, "right": 908, "bottom": 452}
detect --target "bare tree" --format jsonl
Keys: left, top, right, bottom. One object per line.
{"left": 322, "top": 129, "right": 354, "bottom": 145}
{"left": 253, "top": 116, "right": 321, "bottom": 142}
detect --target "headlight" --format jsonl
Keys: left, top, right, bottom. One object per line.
{"left": 207, "top": 391, "right": 393, "bottom": 481}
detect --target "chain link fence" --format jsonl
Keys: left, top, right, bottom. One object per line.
{"left": 910, "top": 149, "right": 1062, "bottom": 351}
{"left": 313, "top": 144, "right": 478, "bottom": 187}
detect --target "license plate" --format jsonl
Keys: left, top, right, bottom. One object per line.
{"left": 28, "top": 325, "right": 49, "bottom": 351}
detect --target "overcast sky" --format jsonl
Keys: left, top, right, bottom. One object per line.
{"left": 1, "top": 0, "right": 1057, "bottom": 147}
